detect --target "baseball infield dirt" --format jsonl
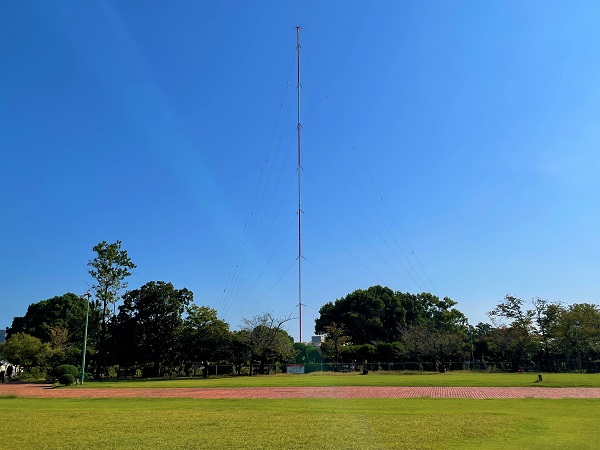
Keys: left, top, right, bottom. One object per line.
{"left": 3, "top": 383, "right": 600, "bottom": 399}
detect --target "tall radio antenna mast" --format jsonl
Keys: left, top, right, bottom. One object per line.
{"left": 296, "top": 25, "right": 303, "bottom": 343}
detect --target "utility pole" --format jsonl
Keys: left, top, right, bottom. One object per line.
{"left": 80, "top": 290, "right": 91, "bottom": 383}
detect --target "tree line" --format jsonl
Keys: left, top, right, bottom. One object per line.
{"left": 1, "top": 241, "right": 599, "bottom": 378}
{"left": 316, "top": 287, "right": 600, "bottom": 373}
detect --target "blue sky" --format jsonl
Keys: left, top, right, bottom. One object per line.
{"left": 1, "top": 1, "right": 599, "bottom": 342}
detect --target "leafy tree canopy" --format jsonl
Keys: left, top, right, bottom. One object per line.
{"left": 0, "top": 332, "right": 50, "bottom": 369}
{"left": 315, "top": 286, "right": 467, "bottom": 344}
{"left": 110, "top": 281, "right": 193, "bottom": 373}
{"left": 182, "top": 305, "right": 231, "bottom": 369}
{"left": 554, "top": 303, "right": 600, "bottom": 359}
{"left": 88, "top": 240, "right": 136, "bottom": 319}
{"left": 7, "top": 293, "right": 91, "bottom": 345}
{"left": 320, "top": 322, "right": 351, "bottom": 369}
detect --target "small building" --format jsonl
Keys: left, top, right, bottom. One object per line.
{"left": 311, "top": 335, "right": 323, "bottom": 347}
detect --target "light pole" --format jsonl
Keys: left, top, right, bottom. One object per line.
{"left": 469, "top": 327, "right": 475, "bottom": 370}
{"left": 574, "top": 321, "right": 582, "bottom": 374}
{"left": 80, "top": 290, "right": 91, "bottom": 384}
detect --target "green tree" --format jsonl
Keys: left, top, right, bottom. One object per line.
{"left": 471, "top": 322, "right": 493, "bottom": 364}
{"left": 315, "top": 286, "right": 467, "bottom": 345}
{"left": 110, "top": 281, "right": 193, "bottom": 376}
{"left": 320, "top": 322, "right": 351, "bottom": 371}
{"left": 487, "top": 295, "right": 537, "bottom": 371}
{"left": 414, "top": 293, "right": 467, "bottom": 332}
{"left": 241, "top": 313, "right": 294, "bottom": 374}
{"left": 554, "top": 303, "right": 600, "bottom": 372}
{"left": 7, "top": 293, "right": 93, "bottom": 346}
{"left": 181, "top": 305, "right": 231, "bottom": 378}
{"left": 0, "top": 332, "right": 50, "bottom": 371}
{"left": 376, "top": 342, "right": 405, "bottom": 362}
{"left": 530, "top": 298, "right": 561, "bottom": 370}
{"left": 292, "top": 342, "right": 323, "bottom": 364}
{"left": 400, "top": 293, "right": 468, "bottom": 372}
{"left": 355, "top": 343, "right": 376, "bottom": 364}
{"left": 47, "top": 326, "right": 71, "bottom": 367}
{"left": 315, "top": 286, "right": 400, "bottom": 344}
{"left": 229, "top": 330, "right": 252, "bottom": 375}
{"left": 88, "top": 240, "right": 136, "bottom": 330}
{"left": 402, "top": 326, "right": 463, "bottom": 372}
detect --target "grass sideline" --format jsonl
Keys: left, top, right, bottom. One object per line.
{"left": 68, "top": 371, "right": 600, "bottom": 389}
{"left": 0, "top": 397, "right": 597, "bottom": 449}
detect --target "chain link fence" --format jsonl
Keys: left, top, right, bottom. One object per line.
{"left": 153, "top": 359, "right": 599, "bottom": 377}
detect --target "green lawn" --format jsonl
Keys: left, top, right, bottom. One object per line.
{"left": 72, "top": 371, "right": 600, "bottom": 389}
{"left": 0, "top": 397, "right": 597, "bottom": 449}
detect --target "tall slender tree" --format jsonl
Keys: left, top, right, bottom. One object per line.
{"left": 88, "top": 240, "right": 136, "bottom": 332}
{"left": 88, "top": 240, "right": 135, "bottom": 375}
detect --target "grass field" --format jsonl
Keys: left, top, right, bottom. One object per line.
{"left": 3, "top": 372, "right": 598, "bottom": 448}
{"left": 71, "top": 370, "right": 600, "bottom": 389}
{"left": 0, "top": 396, "right": 598, "bottom": 449}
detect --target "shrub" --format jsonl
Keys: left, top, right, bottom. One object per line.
{"left": 22, "top": 367, "right": 47, "bottom": 381}
{"left": 53, "top": 364, "right": 79, "bottom": 378}
{"left": 58, "top": 374, "right": 76, "bottom": 386}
